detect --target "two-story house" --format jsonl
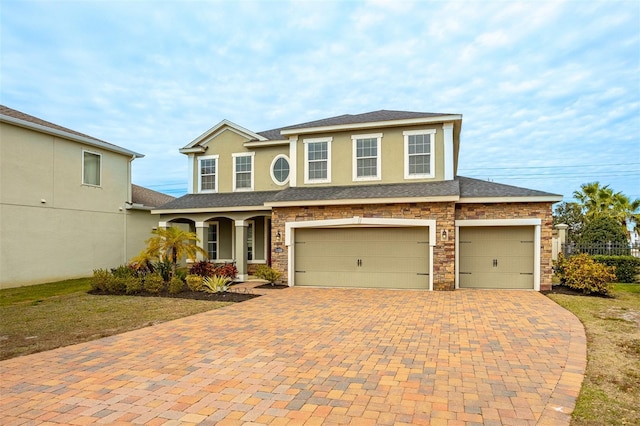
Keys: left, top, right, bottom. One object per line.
{"left": 154, "top": 110, "right": 562, "bottom": 291}
{"left": 0, "top": 105, "right": 160, "bottom": 288}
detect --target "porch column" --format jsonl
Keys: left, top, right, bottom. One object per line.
{"left": 235, "top": 220, "right": 248, "bottom": 281}
{"left": 195, "top": 221, "right": 207, "bottom": 262}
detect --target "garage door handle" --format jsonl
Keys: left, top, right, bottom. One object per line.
{"left": 493, "top": 259, "right": 498, "bottom": 267}
{"left": 416, "top": 273, "right": 429, "bottom": 276}
{"left": 520, "top": 273, "right": 533, "bottom": 275}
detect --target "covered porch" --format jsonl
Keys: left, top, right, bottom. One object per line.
{"left": 157, "top": 211, "right": 272, "bottom": 281}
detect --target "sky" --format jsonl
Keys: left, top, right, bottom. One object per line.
{"left": 1, "top": 0, "right": 639, "bottom": 202}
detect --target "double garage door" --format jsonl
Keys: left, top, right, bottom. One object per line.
{"left": 459, "top": 226, "right": 535, "bottom": 289}
{"left": 294, "top": 227, "right": 430, "bottom": 289}
{"left": 292, "top": 225, "right": 535, "bottom": 290}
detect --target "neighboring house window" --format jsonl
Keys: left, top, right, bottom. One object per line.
{"left": 352, "top": 133, "right": 382, "bottom": 181}
{"left": 207, "top": 223, "right": 218, "bottom": 260}
{"left": 82, "top": 150, "right": 101, "bottom": 186}
{"left": 233, "top": 153, "right": 255, "bottom": 191}
{"left": 270, "top": 154, "right": 290, "bottom": 185}
{"left": 404, "top": 129, "right": 436, "bottom": 179}
{"left": 304, "top": 137, "right": 332, "bottom": 183}
{"left": 247, "top": 221, "right": 254, "bottom": 261}
{"left": 198, "top": 155, "right": 219, "bottom": 193}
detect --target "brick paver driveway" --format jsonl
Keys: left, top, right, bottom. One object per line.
{"left": 1, "top": 288, "right": 585, "bottom": 425}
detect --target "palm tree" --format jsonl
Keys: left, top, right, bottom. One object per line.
{"left": 574, "top": 182, "right": 640, "bottom": 239}
{"left": 144, "top": 226, "right": 208, "bottom": 278}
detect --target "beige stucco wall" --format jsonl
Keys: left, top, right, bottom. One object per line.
{"left": 293, "top": 124, "right": 446, "bottom": 187}
{"left": 125, "top": 209, "right": 159, "bottom": 260}
{"left": 190, "top": 128, "right": 289, "bottom": 193}
{"left": 0, "top": 122, "right": 136, "bottom": 288}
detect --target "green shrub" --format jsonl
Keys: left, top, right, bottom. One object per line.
{"left": 553, "top": 253, "right": 568, "bottom": 284}
{"left": 105, "top": 276, "right": 127, "bottom": 294}
{"left": 168, "top": 276, "right": 184, "bottom": 294}
{"left": 202, "top": 275, "right": 231, "bottom": 293}
{"left": 91, "top": 269, "right": 111, "bottom": 292}
{"left": 124, "top": 276, "right": 143, "bottom": 294}
{"left": 186, "top": 274, "right": 204, "bottom": 292}
{"left": 564, "top": 253, "right": 616, "bottom": 295}
{"left": 154, "top": 259, "right": 173, "bottom": 282}
{"left": 255, "top": 265, "right": 282, "bottom": 284}
{"left": 175, "top": 268, "right": 188, "bottom": 282}
{"left": 144, "top": 273, "right": 165, "bottom": 294}
{"left": 111, "top": 264, "right": 136, "bottom": 278}
{"left": 592, "top": 255, "right": 640, "bottom": 283}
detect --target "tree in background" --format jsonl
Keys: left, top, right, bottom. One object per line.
{"left": 573, "top": 182, "right": 640, "bottom": 240}
{"left": 578, "top": 216, "right": 628, "bottom": 246}
{"left": 144, "top": 226, "right": 208, "bottom": 278}
{"left": 553, "top": 201, "right": 584, "bottom": 244}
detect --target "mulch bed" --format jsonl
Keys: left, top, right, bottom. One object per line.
{"left": 88, "top": 289, "right": 260, "bottom": 303}
{"left": 541, "top": 284, "right": 612, "bottom": 298}
{"left": 254, "top": 284, "right": 289, "bottom": 289}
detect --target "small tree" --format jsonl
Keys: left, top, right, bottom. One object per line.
{"left": 144, "top": 226, "right": 208, "bottom": 279}
{"left": 578, "top": 216, "right": 628, "bottom": 246}
{"left": 553, "top": 202, "right": 584, "bottom": 244}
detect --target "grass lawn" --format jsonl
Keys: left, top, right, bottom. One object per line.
{"left": 547, "top": 284, "right": 640, "bottom": 426}
{"left": 0, "top": 278, "right": 232, "bottom": 361}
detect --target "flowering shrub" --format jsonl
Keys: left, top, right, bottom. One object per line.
{"left": 214, "top": 263, "right": 238, "bottom": 279}
{"left": 189, "top": 260, "right": 216, "bottom": 277}
{"left": 564, "top": 253, "right": 616, "bottom": 295}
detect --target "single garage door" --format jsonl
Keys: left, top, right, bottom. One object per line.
{"left": 459, "top": 226, "right": 534, "bottom": 289}
{"left": 294, "top": 227, "right": 429, "bottom": 289}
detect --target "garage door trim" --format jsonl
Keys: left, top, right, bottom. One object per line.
{"left": 286, "top": 217, "right": 436, "bottom": 290}
{"left": 455, "top": 219, "right": 541, "bottom": 291}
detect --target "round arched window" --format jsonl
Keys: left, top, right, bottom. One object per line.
{"left": 271, "top": 155, "right": 290, "bottom": 185}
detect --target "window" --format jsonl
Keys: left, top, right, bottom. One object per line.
{"left": 404, "top": 129, "right": 435, "bottom": 179}
{"left": 233, "top": 153, "right": 254, "bottom": 191}
{"left": 304, "top": 137, "right": 332, "bottom": 183}
{"left": 247, "top": 221, "right": 253, "bottom": 261}
{"left": 270, "top": 155, "right": 290, "bottom": 185}
{"left": 198, "top": 155, "right": 219, "bottom": 193}
{"left": 82, "top": 150, "right": 101, "bottom": 186}
{"left": 352, "top": 133, "right": 382, "bottom": 181}
{"left": 207, "top": 223, "right": 218, "bottom": 260}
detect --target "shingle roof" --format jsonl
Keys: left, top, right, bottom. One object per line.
{"left": 256, "top": 128, "right": 286, "bottom": 140}
{"left": 156, "top": 177, "right": 560, "bottom": 211}
{"left": 156, "top": 191, "right": 281, "bottom": 210}
{"left": 0, "top": 105, "right": 143, "bottom": 157}
{"left": 457, "top": 176, "right": 561, "bottom": 198}
{"left": 281, "top": 110, "right": 455, "bottom": 131}
{"left": 132, "top": 184, "right": 175, "bottom": 208}
{"left": 268, "top": 180, "right": 460, "bottom": 203}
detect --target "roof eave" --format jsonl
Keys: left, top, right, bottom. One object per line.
{"left": 0, "top": 114, "right": 144, "bottom": 158}
{"left": 457, "top": 195, "right": 563, "bottom": 203}
{"left": 266, "top": 195, "right": 460, "bottom": 207}
{"left": 152, "top": 205, "right": 273, "bottom": 214}
{"left": 280, "top": 114, "right": 463, "bottom": 136}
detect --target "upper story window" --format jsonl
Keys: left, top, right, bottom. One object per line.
{"left": 404, "top": 129, "right": 436, "bottom": 179}
{"left": 304, "top": 137, "right": 332, "bottom": 184}
{"left": 352, "top": 133, "right": 382, "bottom": 181}
{"left": 270, "top": 154, "right": 290, "bottom": 185}
{"left": 233, "top": 152, "right": 255, "bottom": 191}
{"left": 82, "top": 150, "right": 101, "bottom": 186}
{"left": 198, "top": 155, "right": 219, "bottom": 193}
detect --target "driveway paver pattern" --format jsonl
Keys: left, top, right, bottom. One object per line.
{"left": 0, "top": 288, "right": 585, "bottom": 425}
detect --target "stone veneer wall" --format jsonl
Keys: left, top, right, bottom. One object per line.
{"left": 271, "top": 202, "right": 457, "bottom": 290}
{"left": 454, "top": 202, "right": 555, "bottom": 291}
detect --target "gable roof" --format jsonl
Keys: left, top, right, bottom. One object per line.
{"left": 180, "top": 119, "right": 269, "bottom": 153}
{"left": 131, "top": 184, "right": 175, "bottom": 208}
{"left": 0, "top": 105, "right": 143, "bottom": 158}
{"left": 457, "top": 176, "right": 561, "bottom": 201}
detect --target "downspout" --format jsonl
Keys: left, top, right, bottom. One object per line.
{"left": 124, "top": 154, "right": 136, "bottom": 263}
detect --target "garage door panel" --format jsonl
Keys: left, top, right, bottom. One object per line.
{"left": 459, "top": 226, "right": 534, "bottom": 289}
{"left": 295, "top": 227, "right": 429, "bottom": 289}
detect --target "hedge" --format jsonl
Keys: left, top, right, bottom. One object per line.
{"left": 592, "top": 255, "right": 640, "bottom": 283}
